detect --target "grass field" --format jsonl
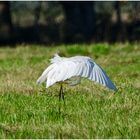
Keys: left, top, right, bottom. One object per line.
{"left": 0, "top": 43, "right": 140, "bottom": 138}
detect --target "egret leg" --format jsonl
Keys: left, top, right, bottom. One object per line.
{"left": 61, "top": 85, "right": 65, "bottom": 101}
{"left": 59, "top": 87, "right": 61, "bottom": 101}
{"left": 59, "top": 84, "right": 63, "bottom": 101}
{"left": 58, "top": 84, "right": 65, "bottom": 114}
{"left": 61, "top": 85, "right": 65, "bottom": 104}
{"left": 58, "top": 85, "right": 62, "bottom": 114}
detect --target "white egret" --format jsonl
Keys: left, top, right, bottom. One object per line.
{"left": 37, "top": 54, "right": 117, "bottom": 100}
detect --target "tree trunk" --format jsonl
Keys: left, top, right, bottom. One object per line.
{"left": 60, "top": 1, "right": 95, "bottom": 43}
{"left": 34, "top": 2, "right": 42, "bottom": 26}
{"left": 0, "top": 1, "right": 12, "bottom": 43}
{"left": 114, "top": 1, "right": 125, "bottom": 41}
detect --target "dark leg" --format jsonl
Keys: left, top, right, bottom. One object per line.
{"left": 58, "top": 84, "right": 63, "bottom": 114}
{"left": 59, "top": 84, "right": 65, "bottom": 101}
{"left": 58, "top": 84, "right": 65, "bottom": 114}
{"left": 59, "top": 84, "right": 62, "bottom": 101}
{"left": 61, "top": 85, "right": 65, "bottom": 104}
{"left": 61, "top": 85, "right": 64, "bottom": 100}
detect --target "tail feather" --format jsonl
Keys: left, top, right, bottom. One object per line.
{"left": 36, "top": 61, "right": 55, "bottom": 85}
{"left": 36, "top": 75, "right": 46, "bottom": 84}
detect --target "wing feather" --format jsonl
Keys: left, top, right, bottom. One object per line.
{"left": 87, "top": 61, "right": 117, "bottom": 91}
{"left": 37, "top": 55, "right": 117, "bottom": 91}
{"left": 46, "top": 61, "right": 76, "bottom": 87}
{"left": 36, "top": 64, "right": 55, "bottom": 84}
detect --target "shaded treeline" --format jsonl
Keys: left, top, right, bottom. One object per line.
{"left": 0, "top": 1, "right": 140, "bottom": 45}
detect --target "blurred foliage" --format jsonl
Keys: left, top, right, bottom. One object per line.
{"left": 10, "top": 1, "right": 64, "bottom": 26}
{"left": 10, "top": 1, "right": 140, "bottom": 25}
{"left": 0, "top": 1, "right": 140, "bottom": 44}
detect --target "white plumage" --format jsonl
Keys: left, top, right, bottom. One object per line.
{"left": 37, "top": 54, "right": 117, "bottom": 91}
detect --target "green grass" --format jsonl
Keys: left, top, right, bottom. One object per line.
{"left": 0, "top": 43, "right": 140, "bottom": 138}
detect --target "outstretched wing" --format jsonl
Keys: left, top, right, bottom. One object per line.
{"left": 68, "top": 57, "right": 117, "bottom": 91}
{"left": 37, "top": 55, "right": 117, "bottom": 91}
{"left": 86, "top": 59, "right": 117, "bottom": 91}
{"left": 37, "top": 58, "right": 86, "bottom": 88}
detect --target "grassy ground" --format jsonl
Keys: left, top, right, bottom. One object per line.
{"left": 0, "top": 43, "right": 140, "bottom": 138}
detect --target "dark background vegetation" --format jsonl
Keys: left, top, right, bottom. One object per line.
{"left": 0, "top": 1, "right": 140, "bottom": 45}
